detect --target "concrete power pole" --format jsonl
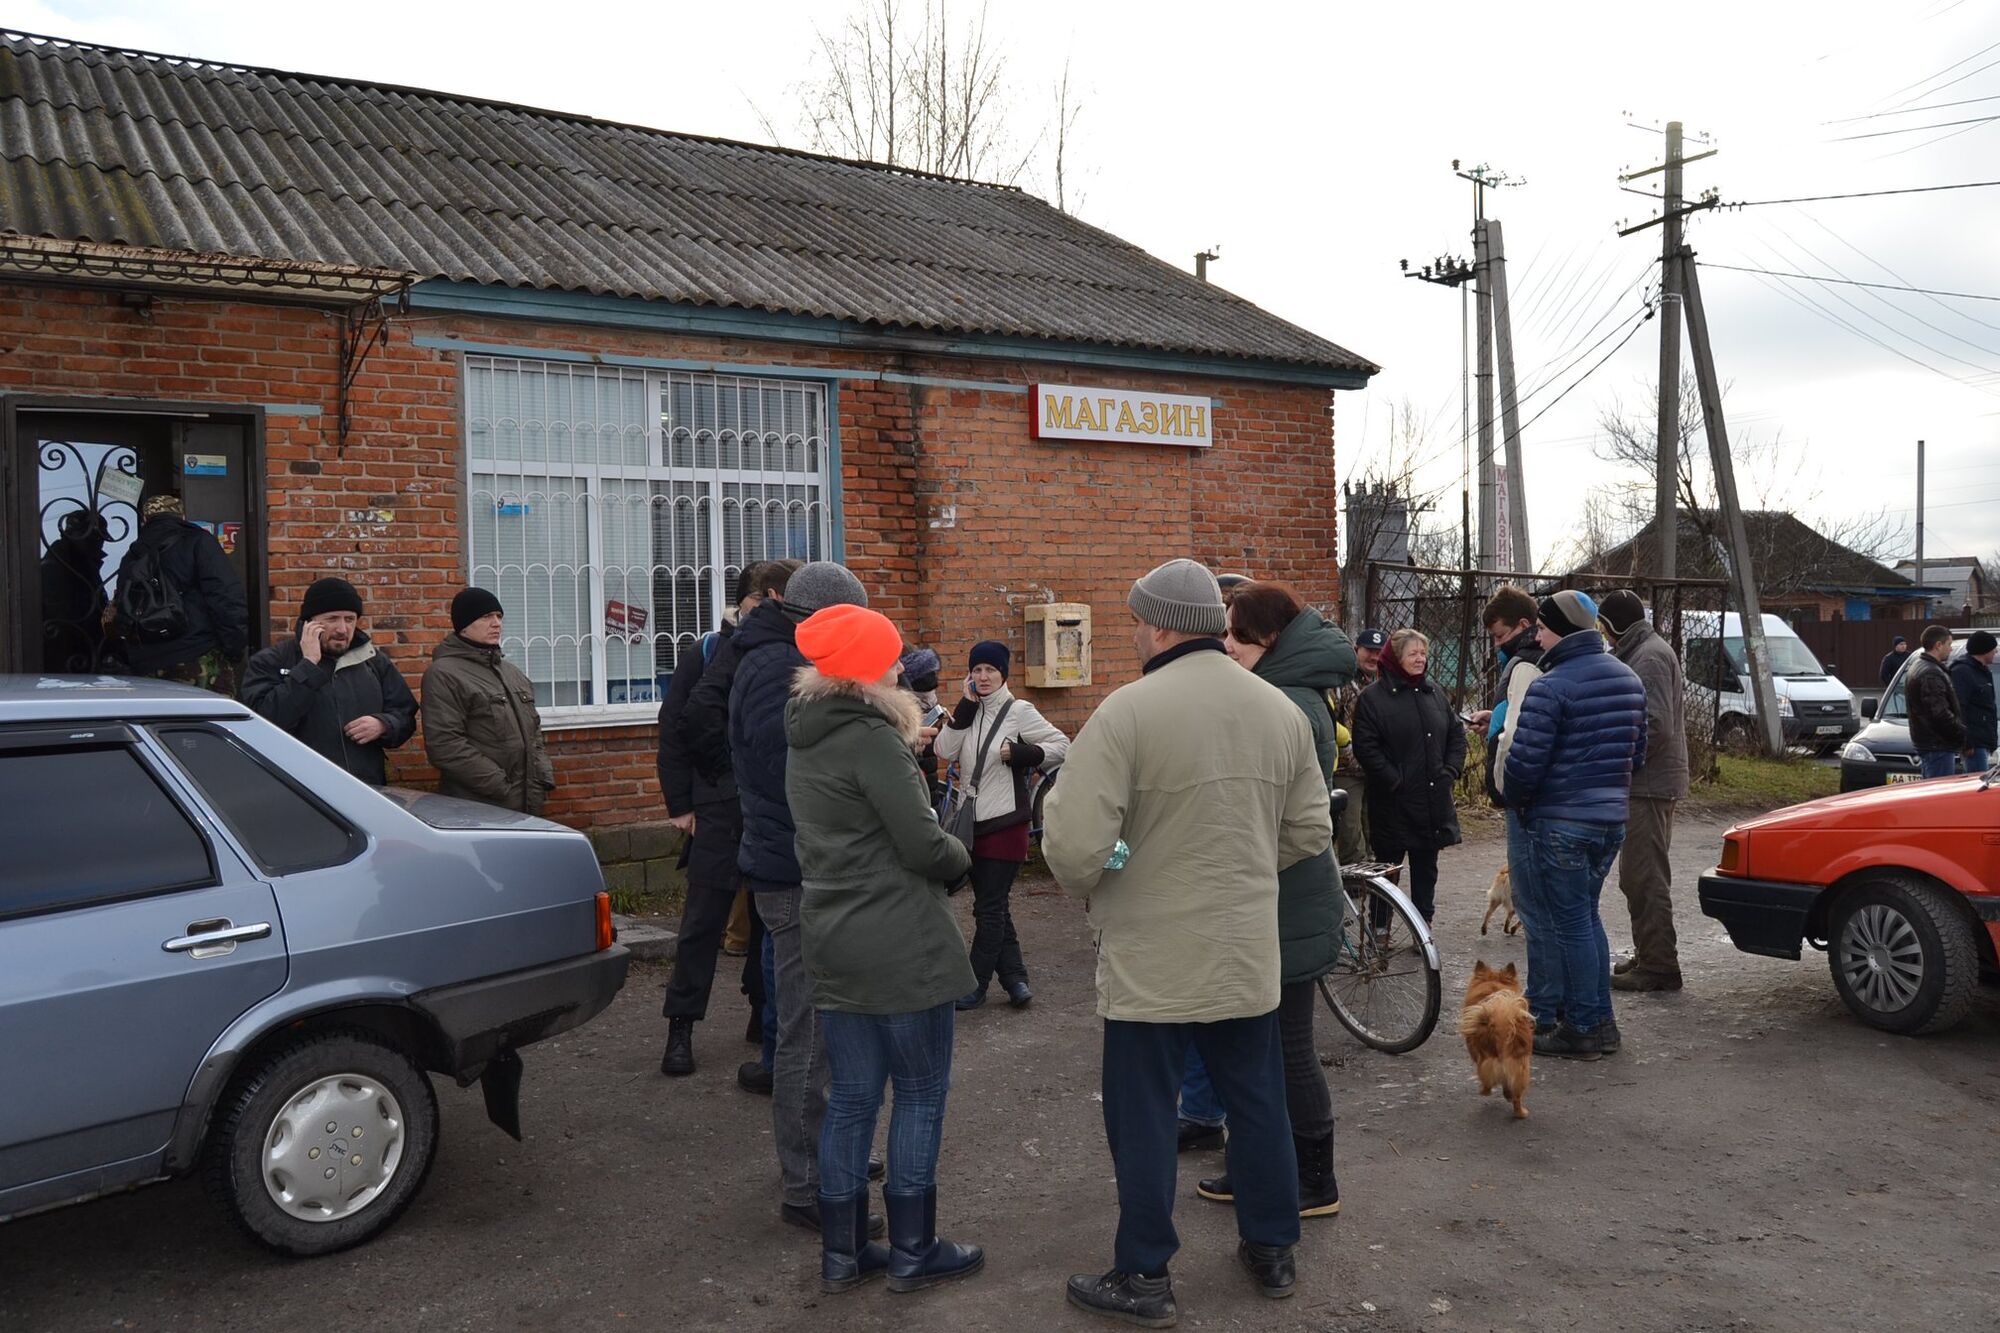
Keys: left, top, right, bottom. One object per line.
{"left": 1653, "top": 122, "right": 1685, "bottom": 578}
{"left": 1915, "top": 438, "right": 1927, "bottom": 616}
{"left": 1680, "top": 250, "right": 1784, "bottom": 756}
{"left": 1486, "top": 219, "right": 1534, "bottom": 572}
{"left": 1472, "top": 216, "right": 1498, "bottom": 572}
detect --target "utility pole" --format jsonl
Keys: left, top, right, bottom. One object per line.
{"left": 1915, "top": 438, "right": 1926, "bottom": 617}
{"left": 1459, "top": 162, "right": 1523, "bottom": 574}
{"left": 1402, "top": 252, "right": 1477, "bottom": 696}
{"left": 1194, "top": 245, "right": 1220, "bottom": 282}
{"left": 1679, "top": 250, "right": 1784, "bottom": 756}
{"left": 1486, "top": 219, "right": 1533, "bottom": 571}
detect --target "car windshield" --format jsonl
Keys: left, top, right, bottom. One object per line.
{"left": 1723, "top": 635, "right": 1826, "bottom": 678}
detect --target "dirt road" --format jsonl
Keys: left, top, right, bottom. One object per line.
{"left": 6, "top": 813, "right": 1997, "bottom": 1332}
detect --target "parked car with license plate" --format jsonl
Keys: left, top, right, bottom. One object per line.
{"left": 1683, "top": 612, "right": 1858, "bottom": 754}
{"left": 0, "top": 677, "right": 628, "bottom": 1256}
{"left": 1840, "top": 645, "right": 2000, "bottom": 791}
{"left": 1698, "top": 767, "right": 2000, "bottom": 1034}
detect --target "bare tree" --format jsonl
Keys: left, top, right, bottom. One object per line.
{"left": 1047, "top": 57, "right": 1084, "bottom": 213}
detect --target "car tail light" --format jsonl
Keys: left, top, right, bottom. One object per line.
{"left": 1719, "top": 836, "right": 1744, "bottom": 875}
{"left": 595, "top": 891, "right": 616, "bottom": 951}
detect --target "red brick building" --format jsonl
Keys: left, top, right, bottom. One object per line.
{"left": 0, "top": 32, "right": 1375, "bottom": 828}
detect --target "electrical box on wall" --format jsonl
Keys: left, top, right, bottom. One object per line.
{"left": 1024, "top": 603, "right": 1092, "bottom": 688}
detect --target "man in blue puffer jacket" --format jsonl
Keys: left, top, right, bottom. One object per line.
{"left": 1503, "top": 589, "right": 1647, "bottom": 1062}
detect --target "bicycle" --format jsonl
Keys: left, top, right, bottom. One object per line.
{"left": 1317, "top": 858, "right": 1443, "bottom": 1056}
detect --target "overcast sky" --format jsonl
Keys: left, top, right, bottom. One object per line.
{"left": 17, "top": 0, "right": 2000, "bottom": 571}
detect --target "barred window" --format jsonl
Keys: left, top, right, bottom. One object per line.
{"left": 465, "top": 356, "right": 834, "bottom": 718}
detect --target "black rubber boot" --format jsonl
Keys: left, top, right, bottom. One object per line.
{"left": 660, "top": 1017, "right": 695, "bottom": 1077}
{"left": 1065, "top": 1269, "right": 1178, "bottom": 1327}
{"left": 1238, "top": 1241, "right": 1296, "bottom": 1299}
{"left": 1296, "top": 1134, "right": 1340, "bottom": 1218}
{"left": 783, "top": 1198, "right": 884, "bottom": 1239}
{"left": 884, "top": 1187, "right": 984, "bottom": 1293}
{"left": 819, "top": 1190, "right": 891, "bottom": 1293}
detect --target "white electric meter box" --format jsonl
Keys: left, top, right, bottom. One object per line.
{"left": 1024, "top": 603, "right": 1092, "bottom": 688}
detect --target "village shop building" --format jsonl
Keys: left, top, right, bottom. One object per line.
{"left": 0, "top": 31, "right": 1377, "bottom": 829}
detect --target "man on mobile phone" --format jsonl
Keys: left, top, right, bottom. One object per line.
{"left": 242, "top": 577, "right": 417, "bottom": 786}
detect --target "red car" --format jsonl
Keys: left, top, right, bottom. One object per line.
{"left": 1699, "top": 771, "right": 2000, "bottom": 1034}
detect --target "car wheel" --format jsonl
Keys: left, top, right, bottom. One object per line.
{"left": 1826, "top": 877, "right": 1979, "bottom": 1035}
{"left": 203, "top": 1031, "right": 440, "bottom": 1257}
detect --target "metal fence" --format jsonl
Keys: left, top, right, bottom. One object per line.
{"left": 1361, "top": 562, "right": 1732, "bottom": 775}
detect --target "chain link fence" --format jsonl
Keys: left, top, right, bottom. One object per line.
{"left": 1362, "top": 562, "right": 1731, "bottom": 781}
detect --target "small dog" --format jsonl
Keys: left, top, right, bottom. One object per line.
{"left": 1481, "top": 866, "right": 1521, "bottom": 936}
{"left": 1459, "top": 961, "right": 1533, "bottom": 1120}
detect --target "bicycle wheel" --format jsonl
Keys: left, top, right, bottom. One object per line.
{"left": 1318, "top": 875, "right": 1441, "bottom": 1055}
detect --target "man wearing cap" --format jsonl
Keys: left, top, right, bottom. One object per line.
{"left": 113, "top": 492, "right": 249, "bottom": 695}
{"left": 1950, "top": 630, "right": 1998, "bottom": 773}
{"left": 1501, "top": 590, "right": 1647, "bottom": 1061}
{"left": 1329, "top": 627, "right": 1386, "bottom": 865}
{"left": 1597, "top": 590, "right": 1690, "bottom": 994}
{"left": 1046, "top": 559, "right": 1332, "bottom": 1324}
{"left": 686, "top": 559, "right": 878, "bottom": 1235}
{"left": 420, "top": 588, "right": 554, "bottom": 814}
{"left": 1879, "top": 634, "right": 1912, "bottom": 687}
{"left": 241, "top": 577, "right": 418, "bottom": 786}
{"left": 1907, "top": 625, "right": 1967, "bottom": 780}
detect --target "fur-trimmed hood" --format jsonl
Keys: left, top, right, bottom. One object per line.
{"left": 786, "top": 664, "right": 925, "bottom": 749}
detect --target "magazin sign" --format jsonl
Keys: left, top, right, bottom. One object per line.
{"left": 1032, "top": 384, "right": 1212, "bottom": 448}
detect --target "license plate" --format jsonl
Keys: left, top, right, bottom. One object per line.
{"left": 1815, "top": 725, "right": 1841, "bottom": 735}
{"left": 1886, "top": 773, "right": 1919, "bottom": 784}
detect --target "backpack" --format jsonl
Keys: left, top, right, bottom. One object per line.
{"left": 114, "top": 539, "right": 189, "bottom": 644}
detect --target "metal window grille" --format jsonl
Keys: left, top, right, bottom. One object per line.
{"left": 465, "top": 356, "right": 833, "bottom": 718}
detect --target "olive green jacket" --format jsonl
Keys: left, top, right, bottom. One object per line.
{"left": 786, "top": 667, "right": 974, "bottom": 1015}
{"left": 420, "top": 634, "right": 554, "bottom": 814}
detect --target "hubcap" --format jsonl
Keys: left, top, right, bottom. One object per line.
{"left": 262, "top": 1073, "right": 406, "bottom": 1223}
{"left": 1838, "top": 903, "right": 1925, "bottom": 1015}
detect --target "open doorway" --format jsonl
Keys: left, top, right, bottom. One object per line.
{"left": 2, "top": 399, "right": 267, "bottom": 676}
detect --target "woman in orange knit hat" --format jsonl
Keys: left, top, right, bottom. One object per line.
{"left": 784, "top": 604, "right": 982, "bottom": 1297}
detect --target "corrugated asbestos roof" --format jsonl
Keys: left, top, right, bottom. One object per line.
{"left": 0, "top": 31, "right": 1377, "bottom": 377}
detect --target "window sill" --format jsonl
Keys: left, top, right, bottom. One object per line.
{"left": 539, "top": 706, "right": 658, "bottom": 732}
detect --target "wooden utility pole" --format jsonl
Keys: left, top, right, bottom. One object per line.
{"left": 1487, "top": 219, "right": 1533, "bottom": 571}
{"left": 1679, "top": 249, "right": 1784, "bottom": 756}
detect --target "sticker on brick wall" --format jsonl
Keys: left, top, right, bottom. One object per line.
{"left": 1032, "top": 384, "right": 1212, "bottom": 448}
{"left": 345, "top": 509, "right": 395, "bottom": 524}
{"left": 182, "top": 453, "right": 228, "bottom": 476}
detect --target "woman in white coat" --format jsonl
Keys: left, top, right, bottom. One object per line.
{"left": 934, "top": 640, "right": 1070, "bottom": 1010}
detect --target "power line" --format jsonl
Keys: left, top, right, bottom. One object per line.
{"left": 1879, "top": 45, "right": 2000, "bottom": 111}
{"left": 1510, "top": 308, "right": 1655, "bottom": 441}
{"left": 1698, "top": 262, "right": 2000, "bottom": 304}
{"left": 1731, "top": 262, "right": 2000, "bottom": 397}
{"left": 1828, "top": 113, "right": 2000, "bottom": 143}
{"left": 1873, "top": 113, "right": 2000, "bottom": 160}
{"left": 1726, "top": 178, "right": 2000, "bottom": 207}
{"left": 1826, "top": 92, "right": 2000, "bottom": 124}
{"left": 1794, "top": 207, "right": 2000, "bottom": 336}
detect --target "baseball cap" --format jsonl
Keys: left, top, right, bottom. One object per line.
{"left": 1356, "top": 628, "right": 1388, "bottom": 650}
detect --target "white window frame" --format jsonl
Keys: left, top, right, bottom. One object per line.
{"left": 464, "top": 355, "right": 836, "bottom": 728}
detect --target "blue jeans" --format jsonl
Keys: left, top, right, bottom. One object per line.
{"left": 1505, "top": 810, "right": 1562, "bottom": 1028}
{"left": 1918, "top": 749, "right": 1959, "bottom": 780}
{"left": 761, "top": 932, "right": 777, "bottom": 1069}
{"left": 1177, "top": 1048, "right": 1226, "bottom": 1128}
{"left": 1526, "top": 817, "right": 1626, "bottom": 1032}
{"left": 1962, "top": 747, "right": 1992, "bottom": 775}
{"left": 818, "top": 1003, "right": 955, "bottom": 1199}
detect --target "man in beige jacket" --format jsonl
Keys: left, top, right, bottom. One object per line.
{"left": 1045, "top": 559, "right": 1333, "bottom": 1326}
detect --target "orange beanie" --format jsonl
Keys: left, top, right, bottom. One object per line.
{"left": 796, "top": 604, "right": 905, "bottom": 683}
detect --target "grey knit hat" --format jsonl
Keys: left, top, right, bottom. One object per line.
{"left": 1128, "top": 559, "right": 1227, "bottom": 636}
{"left": 784, "top": 560, "right": 868, "bottom": 612}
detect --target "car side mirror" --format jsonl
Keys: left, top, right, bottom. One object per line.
{"left": 1861, "top": 698, "right": 1877, "bottom": 720}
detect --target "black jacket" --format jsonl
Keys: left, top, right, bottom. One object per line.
{"left": 1906, "top": 653, "right": 1967, "bottom": 752}
{"left": 724, "top": 600, "right": 810, "bottom": 888}
{"left": 657, "top": 623, "right": 738, "bottom": 815}
{"left": 116, "top": 516, "right": 248, "bottom": 673}
{"left": 1948, "top": 655, "right": 1997, "bottom": 752}
{"left": 1879, "top": 648, "right": 1911, "bottom": 687}
{"left": 1351, "top": 662, "right": 1468, "bottom": 855}
{"left": 240, "top": 630, "right": 418, "bottom": 786}
{"left": 684, "top": 618, "right": 752, "bottom": 787}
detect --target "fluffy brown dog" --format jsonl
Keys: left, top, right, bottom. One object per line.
{"left": 1481, "top": 866, "right": 1520, "bottom": 936}
{"left": 1458, "top": 961, "right": 1532, "bottom": 1119}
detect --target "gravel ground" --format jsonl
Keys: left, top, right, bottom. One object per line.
{"left": 6, "top": 811, "right": 1997, "bottom": 1333}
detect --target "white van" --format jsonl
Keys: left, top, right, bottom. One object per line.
{"left": 1682, "top": 612, "right": 1860, "bottom": 753}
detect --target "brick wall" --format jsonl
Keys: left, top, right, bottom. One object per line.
{"left": 1, "top": 283, "right": 1341, "bottom": 825}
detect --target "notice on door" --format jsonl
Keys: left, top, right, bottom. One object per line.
{"left": 1032, "top": 384, "right": 1212, "bottom": 448}
{"left": 182, "top": 453, "right": 228, "bottom": 477}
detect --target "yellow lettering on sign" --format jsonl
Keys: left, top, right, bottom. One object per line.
{"left": 1189, "top": 405, "right": 1207, "bottom": 439}
{"left": 1043, "top": 393, "right": 1076, "bottom": 431}
{"left": 1116, "top": 401, "right": 1138, "bottom": 434}
{"left": 1140, "top": 402, "right": 1160, "bottom": 434}
{"left": 1076, "top": 398, "right": 1097, "bottom": 431}
{"left": 1098, "top": 399, "right": 1117, "bottom": 431}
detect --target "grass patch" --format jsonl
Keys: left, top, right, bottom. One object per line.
{"left": 1696, "top": 753, "right": 1839, "bottom": 811}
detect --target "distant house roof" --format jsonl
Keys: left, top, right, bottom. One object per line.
{"left": 0, "top": 30, "right": 1377, "bottom": 382}
{"left": 1891, "top": 558, "right": 1994, "bottom": 611}
{"left": 1579, "top": 511, "right": 1932, "bottom": 597}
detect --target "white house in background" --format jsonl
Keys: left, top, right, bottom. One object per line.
{"left": 1890, "top": 558, "right": 1997, "bottom": 618}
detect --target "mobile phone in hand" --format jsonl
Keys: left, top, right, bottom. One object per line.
{"left": 923, "top": 703, "right": 948, "bottom": 728}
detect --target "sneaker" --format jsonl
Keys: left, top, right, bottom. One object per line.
{"left": 660, "top": 1017, "right": 695, "bottom": 1077}
{"left": 1534, "top": 1022, "right": 1605, "bottom": 1061}
{"left": 1194, "top": 1171, "right": 1232, "bottom": 1203}
{"left": 1610, "top": 966, "right": 1683, "bottom": 993}
{"left": 955, "top": 987, "right": 987, "bottom": 1011}
{"left": 1065, "top": 1270, "right": 1178, "bottom": 1327}
{"left": 1176, "top": 1119, "right": 1224, "bottom": 1152}
{"left": 1238, "top": 1241, "right": 1296, "bottom": 1299}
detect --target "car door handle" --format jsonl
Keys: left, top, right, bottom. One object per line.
{"left": 163, "top": 919, "right": 273, "bottom": 958}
